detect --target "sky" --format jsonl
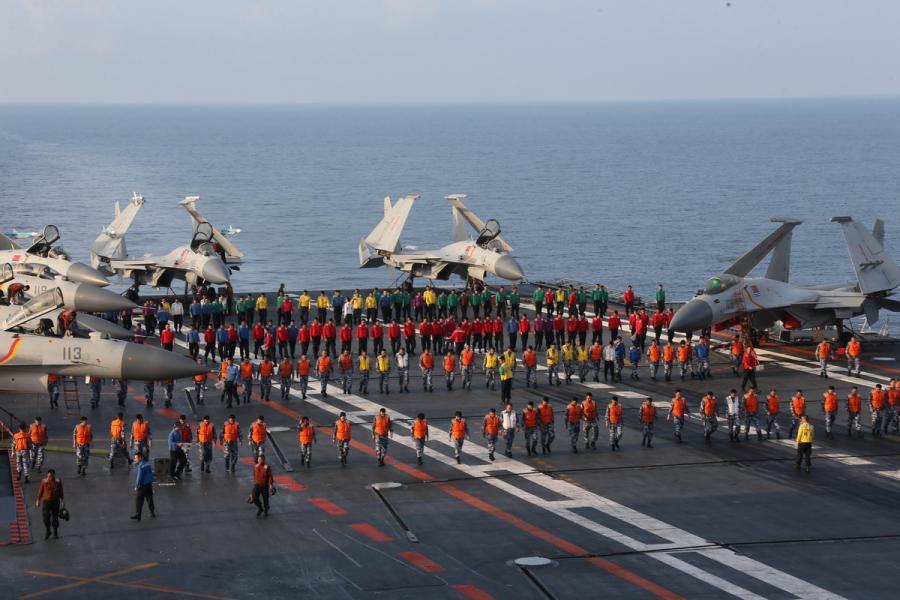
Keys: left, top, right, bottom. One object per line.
{"left": 1, "top": 0, "right": 899, "bottom": 104}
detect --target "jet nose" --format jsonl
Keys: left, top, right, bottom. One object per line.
{"left": 120, "top": 343, "right": 207, "bottom": 380}
{"left": 66, "top": 262, "right": 110, "bottom": 287}
{"left": 72, "top": 285, "right": 139, "bottom": 313}
{"left": 669, "top": 299, "right": 714, "bottom": 333}
{"left": 494, "top": 255, "right": 525, "bottom": 281}
{"left": 200, "top": 258, "right": 230, "bottom": 284}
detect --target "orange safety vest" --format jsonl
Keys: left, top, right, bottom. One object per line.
{"left": 412, "top": 419, "right": 429, "bottom": 439}
{"left": 889, "top": 388, "right": 900, "bottom": 407}
{"left": 74, "top": 423, "right": 92, "bottom": 445}
{"left": 13, "top": 431, "right": 29, "bottom": 451}
{"left": 822, "top": 391, "right": 837, "bottom": 412}
{"left": 816, "top": 342, "right": 831, "bottom": 359}
{"left": 334, "top": 420, "right": 351, "bottom": 441}
{"left": 132, "top": 421, "right": 149, "bottom": 441}
{"left": 223, "top": 421, "right": 240, "bottom": 442}
{"left": 373, "top": 415, "right": 391, "bottom": 436}
{"left": 219, "top": 362, "right": 229, "bottom": 379}
{"left": 317, "top": 356, "right": 332, "bottom": 372}
{"left": 240, "top": 363, "right": 254, "bottom": 379}
{"left": 766, "top": 394, "right": 780, "bottom": 414}
{"left": 648, "top": 345, "right": 661, "bottom": 362}
{"left": 461, "top": 349, "right": 474, "bottom": 366}
{"left": 582, "top": 401, "right": 597, "bottom": 421}
{"left": 194, "top": 373, "right": 207, "bottom": 384}
{"left": 29, "top": 423, "right": 47, "bottom": 444}
{"left": 450, "top": 419, "right": 467, "bottom": 440}
{"left": 484, "top": 414, "right": 500, "bottom": 435}
{"left": 847, "top": 393, "right": 861, "bottom": 413}
{"left": 640, "top": 404, "right": 656, "bottom": 424}
{"left": 663, "top": 345, "right": 675, "bottom": 362}
{"left": 279, "top": 361, "right": 293, "bottom": 377}
{"left": 671, "top": 397, "right": 686, "bottom": 417}
{"left": 871, "top": 389, "right": 886, "bottom": 409}
{"left": 420, "top": 353, "right": 434, "bottom": 369}
{"left": 791, "top": 396, "right": 806, "bottom": 416}
{"left": 566, "top": 404, "right": 582, "bottom": 424}
{"left": 539, "top": 404, "right": 554, "bottom": 424}
{"left": 259, "top": 361, "right": 274, "bottom": 377}
{"left": 847, "top": 340, "right": 861, "bottom": 357}
{"left": 297, "top": 359, "right": 311, "bottom": 376}
{"left": 607, "top": 403, "right": 623, "bottom": 424}
{"left": 250, "top": 423, "right": 267, "bottom": 443}
{"left": 339, "top": 354, "right": 353, "bottom": 370}
{"left": 298, "top": 424, "right": 316, "bottom": 445}
{"left": 678, "top": 346, "right": 690, "bottom": 362}
{"left": 47, "top": 374, "right": 59, "bottom": 383}
{"left": 109, "top": 418, "right": 124, "bottom": 439}
{"left": 197, "top": 422, "right": 215, "bottom": 443}
{"left": 731, "top": 341, "right": 744, "bottom": 357}
{"left": 702, "top": 397, "right": 717, "bottom": 416}
{"left": 443, "top": 356, "right": 456, "bottom": 372}
{"left": 522, "top": 408, "right": 538, "bottom": 428}
{"left": 524, "top": 350, "right": 538, "bottom": 367}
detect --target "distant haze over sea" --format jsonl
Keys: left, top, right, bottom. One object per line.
{"left": 1, "top": 99, "right": 898, "bottom": 329}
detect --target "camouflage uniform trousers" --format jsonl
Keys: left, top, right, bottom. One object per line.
{"left": 341, "top": 370, "right": 353, "bottom": 394}
{"left": 727, "top": 414, "right": 742, "bottom": 439}
{"left": 413, "top": 437, "right": 426, "bottom": 459}
{"left": 358, "top": 372, "right": 369, "bottom": 394}
{"left": 503, "top": 428, "right": 516, "bottom": 454}
{"left": 563, "top": 360, "right": 573, "bottom": 383}
{"left": 523, "top": 426, "right": 539, "bottom": 453}
{"left": 242, "top": 378, "right": 253, "bottom": 404}
{"left": 567, "top": 422, "right": 581, "bottom": 449}
{"left": 198, "top": 442, "right": 213, "bottom": 470}
{"left": 15, "top": 449, "right": 30, "bottom": 478}
{"left": 871, "top": 408, "right": 884, "bottom": 435}
{"left": 526, "top": 366, "right": 537, "bottom": 388}
{"left": 224, "top": 440, "right": 238, "bottom": 472}
{"left": 583, "top": 419, "right": 599, "bottom": 448}
{"left": 108, "top": 438, "right": 128, "bottom": 466}
{"left": 249, "top": 440, "right": 266, "bottom": 459}
{"left": 578, "top": 362, "right": 588, "bottom": 382}
{"left": 75, "top": 444, "right": 90, "bottom": 472}
{"left": 484, "top": 433, "right": 498, "bottom": 457}
{"left": 133, "top": 439, "right": 150, "bottom": 461}
{"left": 765, "top": 413, "right": 780, "bottom": 437}
{"left": 30, "top": 442, "right": 46, "bottom": 471}
{"left": 420, "top": 369, "right": 431, "bottom": 392}
{"left": 744, "top": 413, "right": 762, "bottom": 437}
{"left": 642, "top": 422, "right": 654, "bottom": 444}
{"left": 704, "top": 416, "right": 718, "bottom": 437}
{"left": 337, "top": 439, "right": 350, "bottom": 462}
{"left": 547, "top": 364, "right": 560, "bottom": 385}
{"left": 452, "top": 438, "right": 465, "bottom": 459}
{"left": 485, "top": 367, "right": 497, "bottom": 390}
{"left": 540, "top": 423, "right": 555, "bottom": 449}
{"left": 374, "top": 435, "right": 390, "bottom": 461}
{"left": 195, "top": 382, "right": 207, "bottom": 404}
{"left": 461, "top": 365, "right": 473, "bottom": 390}
{"left": 298, "top": 375, "right": 309, "bottom": 398}
{"left": 280, "top": 376, "right": 292, "bottom": 400}
{"left": 672, "top": 415, "right": 685, "bottom": 437}
{"left": 259, "top": 376, "right": 271, "bottom": 401}
{"left": 847, "top": 356, "right": 860, "bottom": 376}
{"left": 608, "top": 422, "right": 623, "bottom": 447}
{"left": 397, "top": 367, "right": 409, "bottom": 391}
{"left": 300, "top": 442, "right": 312, "bottom": 466}
{"left": 649, "top": 360, "right": 660, "bottom": 380}
{"left": 824, "top": 411, "right": 836, "bottom": 435}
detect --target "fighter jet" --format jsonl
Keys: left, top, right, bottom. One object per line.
{"left": 669, "top": 217, "right": 900, "bottom": 334}
{"left": 0, "top": 264, "right": 132, "bottom": 339}
{"left": 1, "top": 264, "right": 136, "bottom": 313}
{"left": 3, "top": 229, "right": 40, "bottom": 240}
{"left": 0, "top": 225, "right": 110, "bottom": 287}
{"left": 90, "top": 194, "right": 242, "bottom": 289}
{"left": 358, "top": 194, "right": 524, "bottom": 283}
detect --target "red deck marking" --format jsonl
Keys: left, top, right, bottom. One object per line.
{"left": 239, "top": 456, "right": 255, "bottom": 465}
{"left": 309, "top": 497, "right": 348, "bottom": 516}
{"left": 224, "top": 358, "right": 682, "bottom": 600}
{"left": 452, "top": 584, "right": 495, "bottom": 600}
{"left": 348, "top": 523, "right": 392, "bottom": 542}
{"left": 399, "top": 551, "right": 445, "bottom": 573}
{"left": 273, "top": 475, "right": 305, "bottom": 491}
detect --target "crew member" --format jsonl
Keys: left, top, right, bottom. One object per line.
{"left": 668, "top": 390, "right": 687, "bottom": 443}
{"left": 483, "top": 408, "right": 501, "bottom": 461}
{"left": 521, "top": 401, "right": 539, "bottom": 457}
{"left": 700, "top": 392, "right": 718, "bottom": 444}
{"left": 131, "top": 451, "right": 155, "bottom": 521}
{"left": 795, "top": 415, "right": 814, "bottom": 473}
{"left": 606, "top": 396, "right": 623, "bottom": 451}
{"left": 35, "top": 469, "right": 64, "bottom": 539}
{"left": 411, "top": 413, "right": 429, "bottom": 465}
{"left": 251, "top": 454, "right": 275, "bottom": 517}
{"left": 822, "top": 386, "right": 838, "bottom": 439}
{"left": 743, "top": 387, "right": 762, "bottom": 441}
{"left": 449, "top": 411, "right": 468, "bottom": 464}
{"left": 640, "top": 398, "right": 656, "bottom": 448}
{"left": 29, "top": 416, "right": 47, "bottom": 473}
{"left": 222, "top": 414, "right": 242, "bottom": 472}
{"left": 73, "top": 416, "right": 93, "bottom": 477}
{"left": 197, "top": 415, "right": 215, "bottom": 473}
{"left": 501, "top": 403, "right": 517, "bottom": 458}
{"left": 249, "top": 416, "right": 267, "bottom": 459}
{"left": 765, "top": 389, "right": 781, "bottom": 439}
{"left": 13, "top": 422, "right": 31, "bottom": 482}
{"left": 539, "top": 397, "right": 555, "bottom": 454}
{"left": 334, "top": 412, "right": 352, "bottom": 466}
{"left": 297, "top": 416, "right": 316, "bottom": 468}
{"left": 372, "top": 407, "right": 393, "bottom": 466}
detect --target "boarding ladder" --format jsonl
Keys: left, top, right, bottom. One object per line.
{"left": 61, "top": 376, "right": 81, "bottom": 415}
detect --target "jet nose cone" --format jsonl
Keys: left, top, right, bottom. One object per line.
{"left": 120, "top": 343, "right": 206, "bottom": 380}
{"left": 66, "top": 262, "right": 110, "bottom": 287}
{"left": 494, "top": 255, "right": 525, "bottom": 281}
{"left": 200, "top": 258, "right": 230, "bottom": 284}
{"left": 72, "top": 285, "right": 139, "bottom": 313}
{"left": 669, "top": 299, "right": 714, "bottom": 333}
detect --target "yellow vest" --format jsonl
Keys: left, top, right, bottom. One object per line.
{"left": 499, "top": 364, "right": 512, "bottom": 381}
{"left": 577, "top": 347, "right": 588, "bottom": 362}
{"left": 377, "top": 356, "right": 390, "bottom": 373}
{"left": 562, "top": 345, "right": 574, "bottom": 361}
{"left": 358, "top": 355, "right": 371, "bottom": 372}
{"left": 796, "top": 422, "right": 814, "bottom": 444}
{"left": 503, "top": 352, "right": 516, "bottom": 368}
{"left": 351, "top": 295, "right": 362, "bottom": 309}
{"left": 298, "top": 294, "right": 311, "bottom": 308}
{"left": 365, "top": 295, "right": 377, "bottom": 309}
{"left": 547, "top": 348, "right": 558, "bottom": 366}
{"left": 484, "top": 353, "right": 499, "bottom": 368}
{"left": 317, "top": 295, "right": 330, "bottom": 308}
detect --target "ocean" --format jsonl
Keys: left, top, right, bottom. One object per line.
{"left": 1, "top": 99, "right": 899, "bottom": 328}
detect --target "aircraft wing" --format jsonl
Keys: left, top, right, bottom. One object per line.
{"left": 811, "top": 292, "right": 866, "bottom": 311}
{"left": 0, "top": 234, "right": 21, "bottom": 251}
{"left": 724, "top": 219, "right": 801, "bottom": 278}
{"left": 445, "top": 195, "right": 513, "bottom": 252}
{"left": 180, "top": 196, "right": 244, "bottom": 261}
{"left": 107, "top": 258, "right": 160, "bottom": 272}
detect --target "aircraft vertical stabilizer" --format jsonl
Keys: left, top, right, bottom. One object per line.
{"left": 724, "top": 219, "right": 801, "bottom": 278}
{"left": 832, "top": 216, "right": 900, "bottom": 295}
{"left": 90, "top": 193, "right": 145, "bottom": 265}
{"left": 364, "top": 194, "right": 417, "bottom": 253}
{"left": 764, "top": 217, "right": 800, "bottom": 282}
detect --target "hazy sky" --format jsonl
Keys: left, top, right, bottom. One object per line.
{"left": 2, "top": 0, "right": 898, "bottom": 103}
